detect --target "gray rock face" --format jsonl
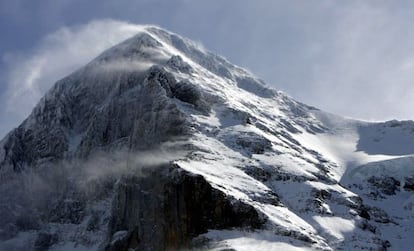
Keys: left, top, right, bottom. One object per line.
{"left": 0, "top": 27, "right": 274, "bottom": 250}
{"left": 105, "top": 165, "right": 264, "bottom": 251}
{"left": 166, "top": 55, "right": 192, "bottom": 74}
{"left": 1, "top": 26, "right": 410, "bottom": 250}
{"left": 368, "top": 176, "right": 401, "bottom": 196}
{"left": 403, "top": 176, "right": 414, "bottom": 191}
{"left": 0, "top": 65, "right": 189, "bottom": 171}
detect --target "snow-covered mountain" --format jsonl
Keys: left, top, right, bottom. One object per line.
{"left": 1, "top": 25, "right": 414, "bottom": 251}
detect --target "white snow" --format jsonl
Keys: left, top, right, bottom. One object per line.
{"left": 205, "top": 230, "right": 314, "bottom": 251}
{"left": 312, "top": 216, "right": 355, "bottom": 241}
{"left": 3, "top": 25, "right": 414, "bottom": 250}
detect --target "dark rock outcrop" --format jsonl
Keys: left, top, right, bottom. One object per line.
{"left": 0, "top": 65, "right": 189, "bottom": 171}
{"left": 34, "top": 232, "right": 58, "bottom": 251}
{"left": 403, "top": 176, "right": 414, "bottom": 191}
{"left": 368, "top": 176, "right": 401, "bottom": 196}
{"left": 105, "top": 164, "right": 264, "bottom": 251}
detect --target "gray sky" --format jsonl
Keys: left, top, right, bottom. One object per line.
{"left": 1, "top": 0, "right": 414, "bottom": 138}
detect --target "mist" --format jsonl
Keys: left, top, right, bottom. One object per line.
{"left": 0, "top": 144, "right": 188, "bottom": 247}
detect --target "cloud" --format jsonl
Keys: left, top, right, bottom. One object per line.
{"left": 1, "top": 19, "right": 145, "bottom": 137}
{"left": 2, "top": 2, "right": 414, "bottom": 138}
{"left": 303, "top": 2, "right": 414, "bottom": 121}
{"left": 158, "top": 0, "right": 414, "bottom": 122}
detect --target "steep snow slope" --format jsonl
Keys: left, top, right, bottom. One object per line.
{"left": 1, "top": 25, "right": 414, "bottom": 250}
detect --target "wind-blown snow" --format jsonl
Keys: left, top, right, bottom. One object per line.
{"left": 2, "top": 25, "right": 414, "bottom": 250}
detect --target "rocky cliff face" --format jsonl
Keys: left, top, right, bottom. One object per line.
{"left": 0, "top": 64, "right": 188, "bottom": 171}
{"left": 106, "top": 165, "right": 263, "bottom": 251}
{"left": 1, "top": 26, "right": 414, "bottom": 251}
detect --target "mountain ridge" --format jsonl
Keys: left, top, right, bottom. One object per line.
{"left": 1, "top": 25, "right": 414, "bottom": 250}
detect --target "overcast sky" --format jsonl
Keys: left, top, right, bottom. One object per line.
{"left": 1, "top": 0, "right": 414, "bottom": 138}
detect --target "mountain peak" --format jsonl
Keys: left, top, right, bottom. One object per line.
{"left": 1, "top": 25, "right": 414, "bottom": 251}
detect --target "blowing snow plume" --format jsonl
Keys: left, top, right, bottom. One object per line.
{"left": 0, "top": 20, "right": 147, "bottom": 138}
{"left": 0, "top": 143, "right": 188, "bottom": 250}
{"left": 1, "top": 24, "right": 414, "bottom": 250}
